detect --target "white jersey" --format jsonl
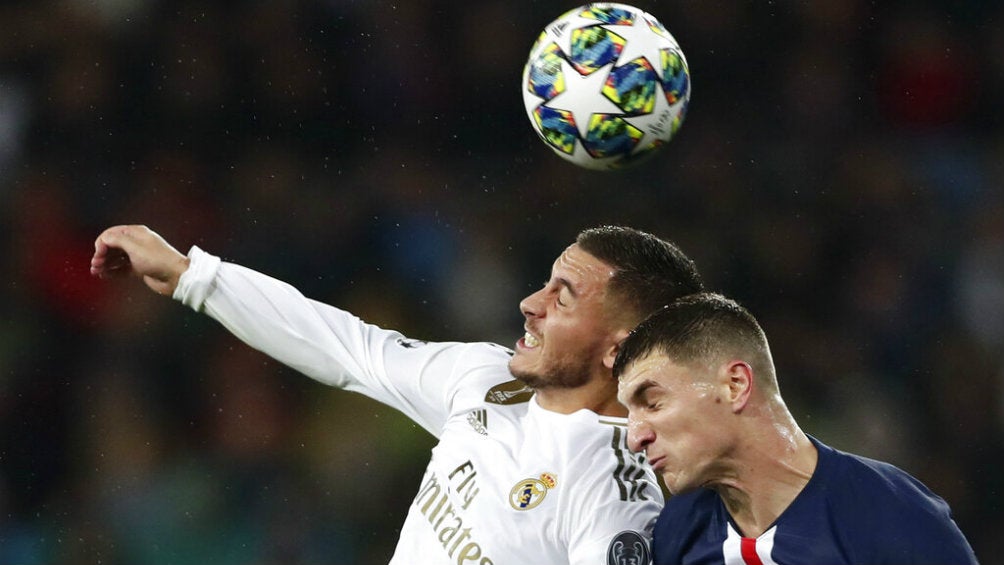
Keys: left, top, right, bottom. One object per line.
{"left": 174, "top": 246, "right": 663, "bottom": 565}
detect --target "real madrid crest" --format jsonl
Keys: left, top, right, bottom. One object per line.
{"left": 509, "top": 473, "right": 557, "bottom": 511}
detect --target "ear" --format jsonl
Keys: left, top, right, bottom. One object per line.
{"left": 724, "top": 361, "right": 754, "bottom": 412}
{"left": 602, "top": 327, "right": 632, "bottom": 370}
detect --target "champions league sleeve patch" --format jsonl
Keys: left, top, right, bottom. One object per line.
{"left": 607, "top": 530, "right": 651, "bottom": 565}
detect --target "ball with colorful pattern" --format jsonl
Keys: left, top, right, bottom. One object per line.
{"left": 522, "top": 3, "right": 690, "bottom": 170}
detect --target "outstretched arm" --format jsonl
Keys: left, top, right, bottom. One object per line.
{"left": 89, "top": 224, "right": 499, "bottom": 436}
{"left": 90, "top": 225, "right": 191, "bottom": 296}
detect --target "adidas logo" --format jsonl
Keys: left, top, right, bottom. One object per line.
{"left": 467, "top": 410, "right": 488, "bottom": 436}
{"left": 548, "top": 21, "right": 569, "bottom": 37}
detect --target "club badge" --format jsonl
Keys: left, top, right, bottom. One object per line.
{"left": 509, "top": 473, "right": 557, "bottom": 511}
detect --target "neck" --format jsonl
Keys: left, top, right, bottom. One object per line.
{"left": 533, "top": 378, "right": 626, "bottom": 416}
{"left": 713, "top": 420, "right": 817, "bottom": 538}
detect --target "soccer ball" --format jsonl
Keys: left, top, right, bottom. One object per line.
{"left": 522, "top": 3, "right": 690, "bottom": 170}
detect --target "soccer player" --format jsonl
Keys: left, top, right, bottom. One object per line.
{"left": 90, "top": 224, "right": 705, "bottom": 565}
{"left": 615, "top": 292, "right": 979, "bottom": 565}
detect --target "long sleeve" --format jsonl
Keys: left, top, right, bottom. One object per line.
{"left": 172, "top": 245, "right": 512, "bottom": 436}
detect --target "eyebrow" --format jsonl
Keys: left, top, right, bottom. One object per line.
{"left": 555, "top": 276, "right": 577, "bottom": 298}
{"left": 623, "top": 379, "right": 659, "bottom": 406}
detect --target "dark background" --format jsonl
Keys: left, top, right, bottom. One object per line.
{"left": 1, "top": 0, "right": 1001, "bottom": 563}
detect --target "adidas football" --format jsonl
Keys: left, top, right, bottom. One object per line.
{"left": 522, "top": 3, "right": 690, "bottom": 170}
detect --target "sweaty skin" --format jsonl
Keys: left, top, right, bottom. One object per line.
{"left": 618, "top": 351, "right": 817, "bottom": 538}
{"left": 509, "top": 243, "right": 626, "bottom": 416}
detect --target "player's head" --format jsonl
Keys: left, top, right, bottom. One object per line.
{"left": 614, "top": 292, "right": 776, "bottom": 390}
{"left": 576, "top": 226, "right": 705, "bottom": 326}
{"left": 509, "top": 226, "right": 704, "bottom": 392}
{"left": 614, "top": 292, "right": 778, "bottom": 494}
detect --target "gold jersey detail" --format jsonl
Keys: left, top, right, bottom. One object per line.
{"left": 509, "top": 477, "right": 550, "bottom": 511}
{"left": 484, "top": 380, "right": 534, "bottom": 405}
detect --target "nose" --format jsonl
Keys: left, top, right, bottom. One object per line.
{"left": 520, "top": 287, "right": 546, "bottom": 319}
{"left": 626, "top": 415, "right": 655, "bottom": 454}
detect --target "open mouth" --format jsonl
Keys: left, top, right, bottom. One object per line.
{"left": 522, "top": 331, "right": 540, "bottom": 348}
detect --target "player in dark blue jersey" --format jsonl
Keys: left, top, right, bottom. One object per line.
{"left": 614, "top": 293, "right": 978, "bottom": 565}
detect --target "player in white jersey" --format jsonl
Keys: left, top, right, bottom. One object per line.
{"left": 89, "top": 224, "right": 705, "bottom": 565}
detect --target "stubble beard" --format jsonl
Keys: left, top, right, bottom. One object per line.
{"left": 509, "top": 357, "right": 592, "bottom": 391}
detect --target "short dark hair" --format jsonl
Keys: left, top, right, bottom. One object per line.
{"left": 613, "top": 293, "right": 775, "bottom": 388}
{"left": 576, "top": 226, "right": 704, "bottom": 325}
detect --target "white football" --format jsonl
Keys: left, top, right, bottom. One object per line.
{"left": 522, "top": 3, "right": 690, "bottom": 170}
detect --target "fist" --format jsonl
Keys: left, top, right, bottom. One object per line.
{"left": 90, "top": 225, "right": 190, "bottom": 296}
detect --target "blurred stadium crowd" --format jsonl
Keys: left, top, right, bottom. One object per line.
{"left": 1, "top": 0, "right": 1002, "bottom": 563}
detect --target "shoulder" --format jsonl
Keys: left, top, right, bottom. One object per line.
{"left": 563, "top": 418, "right": 662, "bottom": 502}
{"left": 390, "top": 338, "right": 514, "bottom": 393}
{"left": 816, "top": 439, "right": 949, "bottom": 515}
{"left": 449, "top": 341, "right": 516, "bottom": 378}
{"left": 558, "top": 418, "right": 664, "bottom": 524}
{"left": 550, "top": 419, "right": 664, "bottom": 565}
{"left": 389, "top": 337, "right": 513, "bottom": 366}
{"left": 379, "top": 338, "right": 517, "bottom": 423}
{"left": 809, "top": 438, "right": 977, "bottom": 563}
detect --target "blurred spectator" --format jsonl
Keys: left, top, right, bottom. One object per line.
{"left": 0, "top": 1, "right": 1000, "bottom": 563}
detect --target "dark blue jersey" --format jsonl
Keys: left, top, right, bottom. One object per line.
{"left": 652, "top": 436, "right": 977, "bottom": 565}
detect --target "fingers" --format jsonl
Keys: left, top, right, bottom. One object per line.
{"left": 91, "top": 225, "right": 163, "bottom": 278}
{"left": 94, "top": 225, "right": 141, "bottom": 252}
{"left": 90, "top": 245, "right": 129, "bottom": 277}
{"left": 89, "top": 225, "right": 151, "bottom": 278}
{"left": 89, "top": 225, "right": 190, "bottom": 297}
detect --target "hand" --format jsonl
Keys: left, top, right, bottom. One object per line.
{"left": 90, "top": 225, "right": 190, "bottom": 296}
